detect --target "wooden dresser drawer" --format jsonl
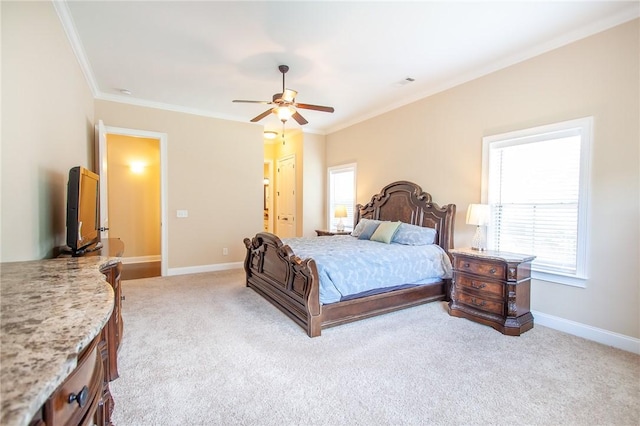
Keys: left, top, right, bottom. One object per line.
{"left": 455, "top": 274, "right": 503, "bottom": 298}
{"left": 456, "top": 292, "right": 504, "bottom": 316}
{"left": 455, "top": 257, "right": 505, "bottom": 279}
{"left": 44, "top": 337, "right": 103, "bottom": 426}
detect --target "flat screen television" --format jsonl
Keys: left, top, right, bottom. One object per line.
{"left": 66, "top": 166, "right": 101, "bottom": 255}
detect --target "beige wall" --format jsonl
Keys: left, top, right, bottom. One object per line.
{"left": 1, "top": 1, "right": 95, "bottom": 261}
{"left": 326, "top": 20, "right": 640, "bottom": 338}
{"left": 302, "top": 132, "right": 326, "bottom": 236}
{"left": 106, "top": 134, "right": 161, "bottom": 258}
{"left": 95, "top": 100, "right": 263, "bottom": 269}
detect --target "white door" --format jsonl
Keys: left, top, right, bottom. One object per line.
{"left": 96, "top": 120, "right": 110, "bottom": 240}
{"left": 276, "top": 155, "right": 296, "bottom": 238}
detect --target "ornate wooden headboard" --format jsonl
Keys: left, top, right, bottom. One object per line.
{"left": 354, "top": 181, "right": 456, "bottom": 254}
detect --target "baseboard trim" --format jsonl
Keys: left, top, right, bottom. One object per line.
{"left": 122, "top": 255, "right": 161, "bottom": 265}
{"left": 167, "top": 262, "right": 243, "bottom": 276}
{"left": 531, "top": 310, "right": 639, "bottom": 354}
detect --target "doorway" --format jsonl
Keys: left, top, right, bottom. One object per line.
{"left": 97, "top": 121, "right": 168, "bottom": 277}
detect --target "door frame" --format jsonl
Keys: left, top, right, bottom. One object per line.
{"left": 97, "top": 122, "right": 169, "bottom": 276}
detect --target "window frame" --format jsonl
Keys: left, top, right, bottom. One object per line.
{"left": 327, "top": 163, "right": 357, "bottom": 232}
{"left": 481, "top": 117, "right": 593, "bottom": 287}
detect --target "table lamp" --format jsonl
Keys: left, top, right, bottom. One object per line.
{"left": 334, "top": 205, "right": 348, "bottom": 232}
{"left": 466, "top": 204, "right": 490, "bottom": 251}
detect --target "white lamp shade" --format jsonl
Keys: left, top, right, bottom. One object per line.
{"left": 466, "top": 204, "right": 490, "bottom": 226}
{"left": 334, "top": 205, "right": 348, "bottom": 218}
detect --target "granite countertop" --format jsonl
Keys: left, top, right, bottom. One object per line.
{"left": 0, "top": 256, "right": 118, "bottom": 426}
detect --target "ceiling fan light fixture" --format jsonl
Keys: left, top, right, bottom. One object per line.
{"left": 263, "top": 130, "right": 278, "bottom": 139}
{"left": 276, "top": 106, "right": 294, "bottom": 122}
{"left": 282, "top": 89, "right": 297, "bottom": 102}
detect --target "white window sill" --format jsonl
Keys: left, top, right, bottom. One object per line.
{"left": 532, "top": 270, "right": 587, "bottom": 288}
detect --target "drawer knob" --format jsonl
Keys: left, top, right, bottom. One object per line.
{"left": 471, "top": 281, "right": 486, "bottom": 289}
{"left": 471, "top": 298, "right": 487, "bottom": 307}
{"left": 68, "top": 385, "right": 89, "bottom": 408}
{"left": 463, "top": 263, "right": 470, "bottom": 268}
{"left": 489, "top": 268, "right": 497, "bottom": 274}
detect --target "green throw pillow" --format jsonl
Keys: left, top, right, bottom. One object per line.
{"left": 370, "top": 221, "right": 401, "bottom": 244}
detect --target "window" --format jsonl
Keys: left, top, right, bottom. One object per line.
{"left": 328, "top": 163, "right": 357, "bottom": 231}
{"left": 482, "top": 117, "right": 592, "bottom": 287}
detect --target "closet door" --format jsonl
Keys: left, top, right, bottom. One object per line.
{"left": 276, "top": 155, "right": 296, "bottom": 238}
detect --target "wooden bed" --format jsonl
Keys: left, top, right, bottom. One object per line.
{"left": 243, "top": 180, "right": 456, "bottom": 337}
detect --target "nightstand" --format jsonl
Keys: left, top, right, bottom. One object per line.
{"left": 315, "top": 229, "right": 352, "bottom": 236}
{"left": 448, "top": 248, "right": 536, "bottom": 336}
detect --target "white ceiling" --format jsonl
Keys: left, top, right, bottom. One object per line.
{"left": 57, "top": 1, "right": 638, "bottom": 135}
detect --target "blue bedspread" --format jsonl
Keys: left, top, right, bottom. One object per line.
{"left": 282, "top": 235, "right": 452, "bottom": 304}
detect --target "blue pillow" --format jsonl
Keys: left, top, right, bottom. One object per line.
{"left": 358, "top": 222, "right": 380, "bottom": 240}
{"left": 392, "top": 222, "right": 437, "bottom": 245}
{"left": 352, "top": 218, "right": 381, "bottom": 237}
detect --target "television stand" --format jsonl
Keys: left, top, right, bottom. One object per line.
{"left": 86, "top": 241, "right": 104, "bottom": 252}
{"left": 61, "top": 241, "right": 105, "bottom": 257}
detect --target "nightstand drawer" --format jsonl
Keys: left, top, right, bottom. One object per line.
{"left": 455, "top": 257, "right": 505, "bottom": 279}
{"left": 457, "top": 292, "right": 503, "bottom": 316}
{"left": 455, "top": 274, "right": 503, "bottom": 298}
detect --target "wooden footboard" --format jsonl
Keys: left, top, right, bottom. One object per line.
{"left": 243, "top": 232, "right": 323, "bottom": 337}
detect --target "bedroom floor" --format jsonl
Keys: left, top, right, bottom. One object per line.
{"left": 111, "top": 269, "right": 640, "bottom": 425}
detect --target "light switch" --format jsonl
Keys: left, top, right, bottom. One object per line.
{"left": 177, "top": 210, "right": 188, "bottom": 218}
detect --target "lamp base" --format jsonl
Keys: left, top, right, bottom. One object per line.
{"left": 336, "top": 219, "right": 345, "bottom": 232}
{"left": 471, "top": 226, "right": 487, "bottom": 251}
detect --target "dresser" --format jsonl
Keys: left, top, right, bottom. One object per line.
{"left": 448, "top": 248, "right": 535, "bottom": 336}
{"left": 0, "top": 240, "right": 124, "bottom": 426}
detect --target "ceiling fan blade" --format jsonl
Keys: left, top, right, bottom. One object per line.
{"left": 250, "top": 109, "right": 274, "bottom": 122}
{"left": 295, "top": 103, "right": 335, "bottom": 113}
{"left": 292, "top": 111, "right": 308, "bottom": 125}
{"left": 282, "top": 89, "right": 298, "bottom": 102}
{"left": 233, "top": 100, "right": 272, "bottom": 104}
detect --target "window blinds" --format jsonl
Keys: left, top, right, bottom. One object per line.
{"left": 329, "top": 167, "right": 356, "bottom": 230}
{"left": 488, "top": 134, "right": 581, "bottom": 275}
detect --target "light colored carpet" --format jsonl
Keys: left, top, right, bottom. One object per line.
{"left": 110, "top": 269, "right": 639, "bottom": 425}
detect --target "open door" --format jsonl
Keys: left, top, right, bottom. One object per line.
{"left": 96, "top": 120, "right": 110, "bottom": 240}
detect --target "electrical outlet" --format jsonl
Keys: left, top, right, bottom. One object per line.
{"left": 222, "top": 247, "right": 228, "bottom": 256}
{"left": 177, "top": 210, "right": 188, "bottom": 218}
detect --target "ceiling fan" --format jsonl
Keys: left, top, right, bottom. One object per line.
{"left": 232, "top": 65, "right": 334, "bottom": 125}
